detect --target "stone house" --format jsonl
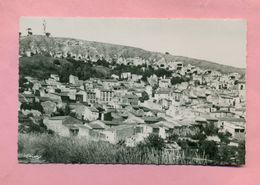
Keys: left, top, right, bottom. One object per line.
{"left": 218, "top": 118, "right": 245, "bottom": 140}
{"left": 43, "top": 116, "right": 90, "bottom": 137}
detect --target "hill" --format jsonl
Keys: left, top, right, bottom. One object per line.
{"left": 19, "top": 35, "right": 245, "bottom": 75}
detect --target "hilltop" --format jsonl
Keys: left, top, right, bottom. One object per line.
{"left": 19, "top": 35, "right": 245, "bottom": 75}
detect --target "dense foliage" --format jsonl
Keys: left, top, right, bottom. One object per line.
{"left": 18, "top": 133, "right": 206, "bottom": 164}
{"left": 20, "top": 102, "right": 43, "bottom": 112}
{"left": 167, "top": 124, "right": 245, "bottom": 165}
{"left": 19, "top": 55, "right": 178, "bottom": 84}
{"left": 138, "top": 134, "right": 166, "bottom": 151}
{"left": 139, "top": 91, "right": 149, "bottom": 102}
{"left": 19, "top": 55, "right": 110, "bottom": 83}
{"left": 171, "top": 76, "right": 191, "bottom": 85}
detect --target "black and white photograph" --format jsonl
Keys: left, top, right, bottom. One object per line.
{"left": 18, "top": 18, "right": 246, "bottom": 165}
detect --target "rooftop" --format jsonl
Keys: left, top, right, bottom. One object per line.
{"left": 218, "top": 118, "right": 245, "bottom": 122}
{"left": 49, "top": 116, "right": 69, "bottom": 120}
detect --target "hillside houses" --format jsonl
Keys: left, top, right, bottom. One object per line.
{"left": 154, "top": 57, "right": 184, "bottom": 71}
{"left": 19, "top": 51, "right": 246, "bottom": 148}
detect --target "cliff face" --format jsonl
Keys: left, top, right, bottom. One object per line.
{"left": 19, "top": 35, "right": 245, "bottom": 75}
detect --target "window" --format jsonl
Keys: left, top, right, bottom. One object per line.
{"left": 135, "top": 127, "right": 143, "bottom": 134}
{"left": 153, "top": 128, "right": 159, "bottom": 133}
{"left": 69, "top": 128, "right": 79, "bottom": 136}
{"left": 220, "top": 122, "right": 224, "bottom": 129}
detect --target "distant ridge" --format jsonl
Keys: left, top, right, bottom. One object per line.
{"left": 19, "top": 35, "right": 245, "bottom": 75}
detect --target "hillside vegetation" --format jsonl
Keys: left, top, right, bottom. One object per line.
{"left": 18, "top": 133, "right": 207, "bottom": 164}
{"left": 19, "top": 55, "right": 111, "bottom": 81}
{"left": 19, "top": 35, "right": 245, "bottom": 75}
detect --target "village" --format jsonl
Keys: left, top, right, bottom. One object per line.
{"left": 18, "top": 48, "right": 246, "bottom": 153}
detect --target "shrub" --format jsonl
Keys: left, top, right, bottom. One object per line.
{"left": 190, "top": 132, "right": 207, "bottom": 141}
{"left": 218, "top": 131, "right": 232, "bottom": 144}
{"left": 139, "top": 91, "right": 149, "bottom": 102}
{"left": 198, "top": 140, "right": 218, "bottom": 161}
{"left": 21, "top": 102, "right": 43, "bottom": 112}
{"left": 171, "top": 76, "right": 190, "bottom": 85}
{"left": 53, "top": 59, "right": 61, "bottom": 65}
{"left": 237, "top": 141, "right": 245, "bottom": 165}
{"left": 167, "top": 134, "right": 179, "bottom": 142}
{"left": 138, "top": 134, "right": 166, "bottom": 151}
{"left": 202, "top": 123, "right": 219, "bottom": 136}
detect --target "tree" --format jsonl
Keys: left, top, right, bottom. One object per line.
{"left": 19, "top": 76, "right": 28, "bottom": 87}
{"left": 198, "top": 140, "right": 218, "bottom": 160}
{"left": 167, "top": 134, "right": 179, "bottom": 143}
{"left": 59, "top": 63, "right": 74, "bottom": 82}
{"left": 171, "top": 76, "right": 191, "bottom": 85}
{"left": 31, "top": 102, "right": 44, "bottom": 112}
{"left": 155, "top": 68, "right": 171, "bottom": 77}
{"left": 202, "top": 123, "right": 219, "bottom": 136}
{"left": 20, "top": 102, "right": 43, "bottom": 112}
{"left": 96, "top": 57, "right": 109, "bottom": 67}
{"left": 19, "top": 77, "right": 33, "bottom": 91}
{"left": 217, "top": 145, "right": 236, "bottom": 164}
{"left": 56, "top": 104, "right": 71, "bottom": 116}
{"left": 218, "top": 131, "right": 232, "bottom": 144}
{"left": 139, "top": 134, "right": 166, "bottom": 151}
{"left": 171, "top": 76, "right": 184, "bottom": 85}
{"left": 237, "top": 141, "right": 245, "bottom": 165}
{"left": 191, "top": 132, "right": 207, "bottom": 141}
{"left": 139, "top": 91, "right": 149, "bottom": 102}
{"left": 53, "top": 59, "right": 61, "bottom": 65}
{"left": 41, "top": 101, "right": 57, "bottom": 115}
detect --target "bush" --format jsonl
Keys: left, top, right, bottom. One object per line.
{"left": 167, "top": 134, "right": 179, "bottom": 142}
{"left": 218, "top": 131, "right": 232, "bottom": 144}
{"left": 139, "top": 91, "right": 149, "bottom": 102}
{"left": 190, "top": 132, "right": 207, "bottom": 141}
{"left": 237, "top": 141, "right": 245, "bottom": 165}
{"left": 138, "top": 134, "right": 166, "bottom": 151}
{"left": 198, "top": 140, "right": 218, "bottom": 160}
{"left": 20, "top": 102, "right": 44, "bottom": 112}
{"left": 202, "top": 123, "right": 219, "bottom": 136}
{"left": 19, "top": 118, "right": 47, "bottom": 134}
{"left": 53, "top": 59, "right": 61, "bottom": 65}
{"left": 171, "top": 76, "right": 190, "bottom": 85}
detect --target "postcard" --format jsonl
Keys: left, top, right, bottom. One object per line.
{"left": 18, "top": 18, "right": 246, "bottom": 165}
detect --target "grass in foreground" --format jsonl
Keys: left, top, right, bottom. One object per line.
{"left": 18, "top": 133, "right": 208, "bottom": 165}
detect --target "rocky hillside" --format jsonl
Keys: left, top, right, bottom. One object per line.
{"left": 19, "top": 35, "right": 245, "bottom": 75}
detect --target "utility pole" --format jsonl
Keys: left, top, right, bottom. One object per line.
{"left": 43, "top": 19, "right": 50, "bottom": 37}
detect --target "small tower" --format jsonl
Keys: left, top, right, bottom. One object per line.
{"left": 27, "top": 28, "right": 33, "bottom": 35}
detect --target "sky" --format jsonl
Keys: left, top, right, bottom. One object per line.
{"left": 20, "top": 17, "right": 246, "bottom": 68}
